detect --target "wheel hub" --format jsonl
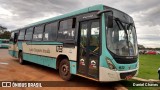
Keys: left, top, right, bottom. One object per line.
{"left": 62, "top": 64, "right": 69, "bottom": 76}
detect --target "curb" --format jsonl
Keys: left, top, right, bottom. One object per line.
{"left": 132, "top": 77, "right": 160, "bottom": 83}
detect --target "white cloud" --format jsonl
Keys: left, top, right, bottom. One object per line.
{"left": 0, "top": 0, "right": 159, "bottom": 48}
{"left": 0, "top": 7, "right": 17, "bottom": 17}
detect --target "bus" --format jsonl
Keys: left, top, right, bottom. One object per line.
{"left": 8, "top": 4, "right": 138, "bottom": 82}
{"left": 0, "top": 39, "right": 9, "bottom": 48}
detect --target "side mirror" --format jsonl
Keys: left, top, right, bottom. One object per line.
{"left": 107, "top": 15, "right": 113, "bottom": 28}
{"left": 96, "top": 10, "right": 113, "bottom": 28}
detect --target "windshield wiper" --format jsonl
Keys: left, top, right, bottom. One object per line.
{"left": 127, "top": 23, "right": 133, "bottom": 30}
{"left": 115, "top": 18, "right": 128, "bottom": 39}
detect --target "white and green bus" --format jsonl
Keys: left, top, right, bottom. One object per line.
{"left": 9, "top": 4, "right": 138, "bottom": 81}
{"left": 0, "top": 39, "right": 9, "bottom": 48}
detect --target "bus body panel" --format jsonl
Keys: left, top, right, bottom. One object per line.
{"left": 23, "top": 53, "right": 57, "bottom": 69}
{"left": 8, "top": 42, "right": 19, "bottom": 58}
{"left": 22, "top": 42, "right": 78, "bottom": 74}
{"left": 17, "top": 41, "right": 23, "bottom": 51}
{"left": 99, "top": 9, "right": 138, "bottom": 81}
{"left": 69, "top": 61, "right": 77, "bottom": 74}
{"left": 22, "top": 42, "right": 77, "bottom": 61}
{"left": 99, "top": 67, "right": 138, "bottom": 81}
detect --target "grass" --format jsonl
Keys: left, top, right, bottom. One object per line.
{"left": 138, "top": 55, "right": 160, "bottom": 79}
{"left": 121, "top": 55, "right": 160, "bottom": 90}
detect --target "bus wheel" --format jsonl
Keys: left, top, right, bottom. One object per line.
{"left": 59, "top": 59, "right": 72, "bottom": 81}
{"left": 18, "top": 52, "right": 25, "bottom": 64}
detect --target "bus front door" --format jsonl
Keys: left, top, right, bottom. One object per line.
{"left": 78, "top": 19, "right": 100, "bottom": 79}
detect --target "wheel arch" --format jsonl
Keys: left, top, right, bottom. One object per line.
{"left": 56, "top": 54, "right": 69, "bottom": 69}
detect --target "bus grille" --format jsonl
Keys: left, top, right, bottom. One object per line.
{"left": 120, "top": 70, "right": 137, "bottom": 79}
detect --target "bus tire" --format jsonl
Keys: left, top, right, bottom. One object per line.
{"left": 59, "top": 59, "right": 72, "bottom": 81}
{"left": 18, "top": 52, "right": 25, "bottom": 65}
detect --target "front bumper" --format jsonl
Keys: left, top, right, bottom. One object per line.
{"left": 99, "top": 67, "right": 138, "bottom": 82}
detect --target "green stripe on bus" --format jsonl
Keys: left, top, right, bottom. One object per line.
{"left": 26, "top": 41, "right": 63, "bottom": 45}
{"left": 23, "top": 53, "right": 57, "bottom": 69}
{"left": 23, "top": 53, "right": 77, "bottom": 74}
{"left": 70, "top": 61, "right": 77, "bottom": 74}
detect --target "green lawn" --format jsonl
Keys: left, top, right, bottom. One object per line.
{"left": 138, "top": 55, "right": 160, "bottom": 79}
{"left": 121, "top": 55, "right": 160, "bottom": 90}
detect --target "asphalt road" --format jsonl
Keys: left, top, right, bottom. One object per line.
{"left": 0, "top": 49, "right": 127, "bottom": 90}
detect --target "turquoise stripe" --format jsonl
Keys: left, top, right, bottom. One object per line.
{"left": 26, "top": 41, "right": 63, "bottom": 45}
{"left": 100, "top": 13, "right": 111, "bottom": 68}
{"left": 70, "top": 61, "right": 77, "bottom": 74}
{"left": 23, "top": 53, "right": 56, "bottom": 69}
{"left": 23, "top": 53, "right": 77, "bottom": 74}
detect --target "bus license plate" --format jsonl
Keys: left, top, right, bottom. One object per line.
{"left": 125, "top": 75, "right": 132, "bottom": 80}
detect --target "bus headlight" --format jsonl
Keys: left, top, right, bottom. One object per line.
{"left": 106, "top": 58, "right": 116, "bottom": 70}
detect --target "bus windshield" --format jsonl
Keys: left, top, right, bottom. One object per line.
{"left": 106, "top": 17, "right": 138, "bottom": 56}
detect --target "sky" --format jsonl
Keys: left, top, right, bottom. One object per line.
{"left": 0, "top": 0, "right": 160, "bottom": 48}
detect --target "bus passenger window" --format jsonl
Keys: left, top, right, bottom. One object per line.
{"left": 18, "top": 29, "right": 25, "bottom": 40}
{"left": 25, "top": 27, "right": 33, "bottom": 41}
{"left": 58, "top": 18, "right": 76, "bottom": 41}
{"left": 33, "top": 25, "right": 44, "bottom": 41}
{"left": 43, "top": 22, "right": 58, "bottom": 41}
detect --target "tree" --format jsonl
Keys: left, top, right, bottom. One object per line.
{"left": 0, "top": 31, "right": 11, "bottom": 39}
{"left": 0, "top": 25, "right": 7, "bottom": 34}
{"left": 138, "top": 44, "right": 145, "bottom": 50}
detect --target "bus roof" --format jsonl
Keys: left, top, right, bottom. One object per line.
{"left": 13, "top": 4, "right": 104, "bottom": 31}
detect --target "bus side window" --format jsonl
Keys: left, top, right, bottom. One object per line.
{"left": 18, "top": 29, "right": 25, "bottom": 40}
{"left": 43, "top": 22, "right": 58, "bottom": 41}
{"left": 58, "top": 18, "right": 76, "bottom": 41}
{"left": 33, "top": 25, "right": 44, "bottom": 41}
{"left": 25, "top": 27, "right": 33, "bottom": 41}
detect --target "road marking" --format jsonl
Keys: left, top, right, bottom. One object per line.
{"left": 0, "top": 62, "right": 8, "bottom": 65}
